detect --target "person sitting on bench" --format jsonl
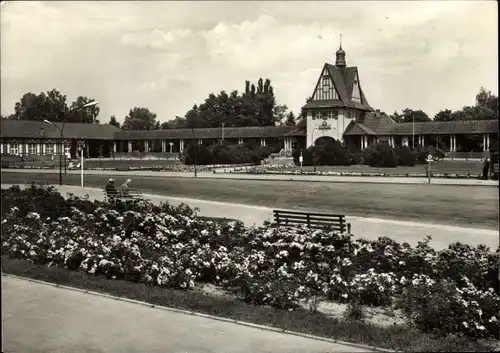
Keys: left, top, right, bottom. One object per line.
{"left": 120, "top": 179, "right": 132, "bottom": 197}
{"left": 105, "top": 178, "right": 118, "bottom": 199}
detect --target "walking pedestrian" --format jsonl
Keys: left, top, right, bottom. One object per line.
{"left": 482, "top": 158, "right": 490, "bottom": 180}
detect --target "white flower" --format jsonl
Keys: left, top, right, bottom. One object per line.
{"left": 341, "top": 293, "right": 348, "bottom": 299}
{"left": 462, "top": 322, "right": 469, "bottom": 328}
{"left": 489, "top": 316, "right": 498, "bottom": 323}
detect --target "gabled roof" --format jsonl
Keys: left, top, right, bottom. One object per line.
{"left": 302, "top": 64, "right": 373, "bottom": 112}
{"left": 343, "top": 121, "right": 377, "bottom": 136}
{"left": 0, "top": 119, "right": 121, "bottom": 140}
{"left": 114, "top": 126, "right": 295, "bottom": 140}
{"left": 344, "top": 67, "right": 373, "bottom": 111}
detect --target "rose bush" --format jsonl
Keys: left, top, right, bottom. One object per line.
{"left": 1, "top": 185, "right": 499, "bottom": 339}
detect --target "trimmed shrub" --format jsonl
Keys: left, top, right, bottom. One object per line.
{"left": 364, "top": 143, "right": 398, "bottom": 168}
{"left": 395, "top": 146, "right": 417, "bottom": 166}
{"left": 184, "top": 142, "right": 211, "bottom": 165}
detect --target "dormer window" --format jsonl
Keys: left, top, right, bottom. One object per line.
{"left": 352, "top": 74, "right": 361, "bottom": 103}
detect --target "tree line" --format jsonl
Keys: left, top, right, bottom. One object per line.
{"left": 384, "top": 87, "right": 498, "bottom": 123}
{"left": 2, "top": 84, "right": 497, "bottom": 131}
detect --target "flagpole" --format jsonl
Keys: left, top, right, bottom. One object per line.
{"left": 412, "top": 116, "right": 415, "bottom": 148}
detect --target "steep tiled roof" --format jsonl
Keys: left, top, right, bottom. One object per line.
{"left": 302, "top": 64, "right": 373, "bottom": 112}
{"left": 114, "top": 126, "right": 295, "bottom": 140}
{"left": 0, "top": 119, "right": 121, "bottom": 140}
{"left": 344, "top": 121, "right": 377, "bottom": 136}
{"left": 344, "top": 67, "right": 373, "bottom": 111}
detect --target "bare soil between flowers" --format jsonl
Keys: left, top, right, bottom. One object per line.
{"left": 2, "top": 258, "right": 498, "bottom": 353}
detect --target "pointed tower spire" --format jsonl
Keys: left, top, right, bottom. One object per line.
{"left": 335, "top": 34, "right": 346, "bottom": 67}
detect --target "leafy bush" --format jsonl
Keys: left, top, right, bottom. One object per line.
{"left": 363, "top": 143, "right": 398, "bottom": 168}
{"left": 183, "top": 142, "right": 212, "bottom": 165}
{"left": 2, "top": 185, "right": 499, "bottom": 339}
{"left": 292, "top": 138, "right": 350, "bottom": 166}
{"left": 400, "top": 275, "right": 500, "bottom": 339}
{"left": 395, "top": 146, "right": 417, "bottom": 166}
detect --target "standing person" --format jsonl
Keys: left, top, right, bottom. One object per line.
{"left": 121, "top": 178, "right": 132, "bottom": 197}
{"left": 482, "top": 158, "right": 490, "bottom": 180}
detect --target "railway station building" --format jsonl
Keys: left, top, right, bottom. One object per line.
{"left": 1, "top": 44, "right": 498, "bottom": 159}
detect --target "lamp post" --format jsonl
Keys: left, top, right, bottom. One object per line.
{"left": 191, "top": 127, "right": 197, "bottom": 177}
{"left": 222, "top": 122, "right": 225, "bottom": 142}
{"left": 43, "top": 120, "right": 66, "bottom": 186}
{"left": 169, "top": 142, "right": 173, "bottom": 153}
{"left": 43, "top": 101, "right": 99, "bottom": 188}
{"left": 299, "top": 148, "right": 303, "bottom": 173}
{"left": 412, "top": 116, "right": 415, "bottom": 149}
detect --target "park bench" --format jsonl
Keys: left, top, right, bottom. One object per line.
{"left": 273, "top": 209, "right": 351, "bottom": 234}
{"left": 103, "top": 188, "right": 143, "bottom": 202}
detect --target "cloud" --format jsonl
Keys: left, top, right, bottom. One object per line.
{"left": 1, "top": 1, "right": 497, "bottom": 123}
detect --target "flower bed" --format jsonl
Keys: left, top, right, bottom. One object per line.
{"left": 2, "top": 163, "right": 255, "bottom": 172}
{"left": 1, "top": 185, "right": 499, "bottom": 341}
{"left": 235, "top": 166, "right": 479, "bottom": 179}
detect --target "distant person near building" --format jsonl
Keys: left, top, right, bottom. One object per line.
{"left": 482, "top": 158, "right": 490, "bottom": 180}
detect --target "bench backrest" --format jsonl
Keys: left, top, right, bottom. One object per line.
{"left": 273, "top": 209, "right": 348, "bottom": 232}
{"left": 103, "top": 188, "right": 142, "bottom": 199}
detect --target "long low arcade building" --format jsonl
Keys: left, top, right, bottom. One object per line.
{"left": 1, "top": 116, "right": 497, "bottom": 160}
{"left": 0, "top": 43, "right": 498, "bottom": 159}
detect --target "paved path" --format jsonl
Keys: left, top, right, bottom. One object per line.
{"left": 4, "top": 168, "right": 498, "bottom": 187}
{"left": 3, "top": 184, "right": 497, "bottom": 250}
{"left": 2, "top": 276, "right": 375, "bottom": 353}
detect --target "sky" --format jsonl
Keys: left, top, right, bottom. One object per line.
{"left": 1, "top": 1, "right": 498, "bottom": 124}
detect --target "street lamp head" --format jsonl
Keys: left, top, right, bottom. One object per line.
{"left": 43, "top": 119, "right": 53, "bottom": 125}
{"left": 82, "top": 101, "right": 99, "bottom": 108}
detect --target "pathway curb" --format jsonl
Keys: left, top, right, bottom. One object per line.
{"left": 2, "top": 273, "right": 396, "bottom": 352}
{"left": 2, "top": 168, "right": 498, "bottom": 187}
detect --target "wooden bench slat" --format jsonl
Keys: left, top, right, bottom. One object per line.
{"left": 274, "top": 214, "right": 344, "bottom": 223}
{"left": 272, "top": 209, "right": 346, "bottom": 218}
{"left": 273, "top": 209, "right": 350, "bottom": 233}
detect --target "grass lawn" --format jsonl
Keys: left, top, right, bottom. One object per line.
{"left": 272, "top": 160, "right": 483, "bottom": 176}
{"left": 3, "top": 257, "right": 497, "bottom": 352}
{"left": 2, "top": 172, "right": 498, "bottom": 229}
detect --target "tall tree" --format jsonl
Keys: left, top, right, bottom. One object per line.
{"left": 433, "top": 109, "right": 453, "bottom": 122}
{"left": 14, "top": 92, "right": 47, "bottom": 121}
{"left": 273, "top": 104, "right": 289, "bottom": 126}
{"left": 108, "top": 115, "right": 121, "bottom": 128}
{"left": 389, "top": 111, "right": 403, "bottom": 123}
{"left": 161, "top": 115, "right": 187, "bottom": 129}
{"left": 476, "top": 87, "right": 499, "bottom": 114}
{"left": 12, "top": 89, "right": 100, "bottom": 123}
{"left": 401, "top": 108, "right": 431, "bottom": 123}
{"left": 285, "top": 111, "right": 296, "bottom": 126}
{"left": 122, "top": 107, "right": 157, "bottom": 130}
{"left": 39, "top": 89, "right": 69, "bottom": 122}
{"left": 67, "top": 96, "right": 100, "bottom": 123}
{"left": 181, "top": 78, "right": 278, "bottom": 128}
